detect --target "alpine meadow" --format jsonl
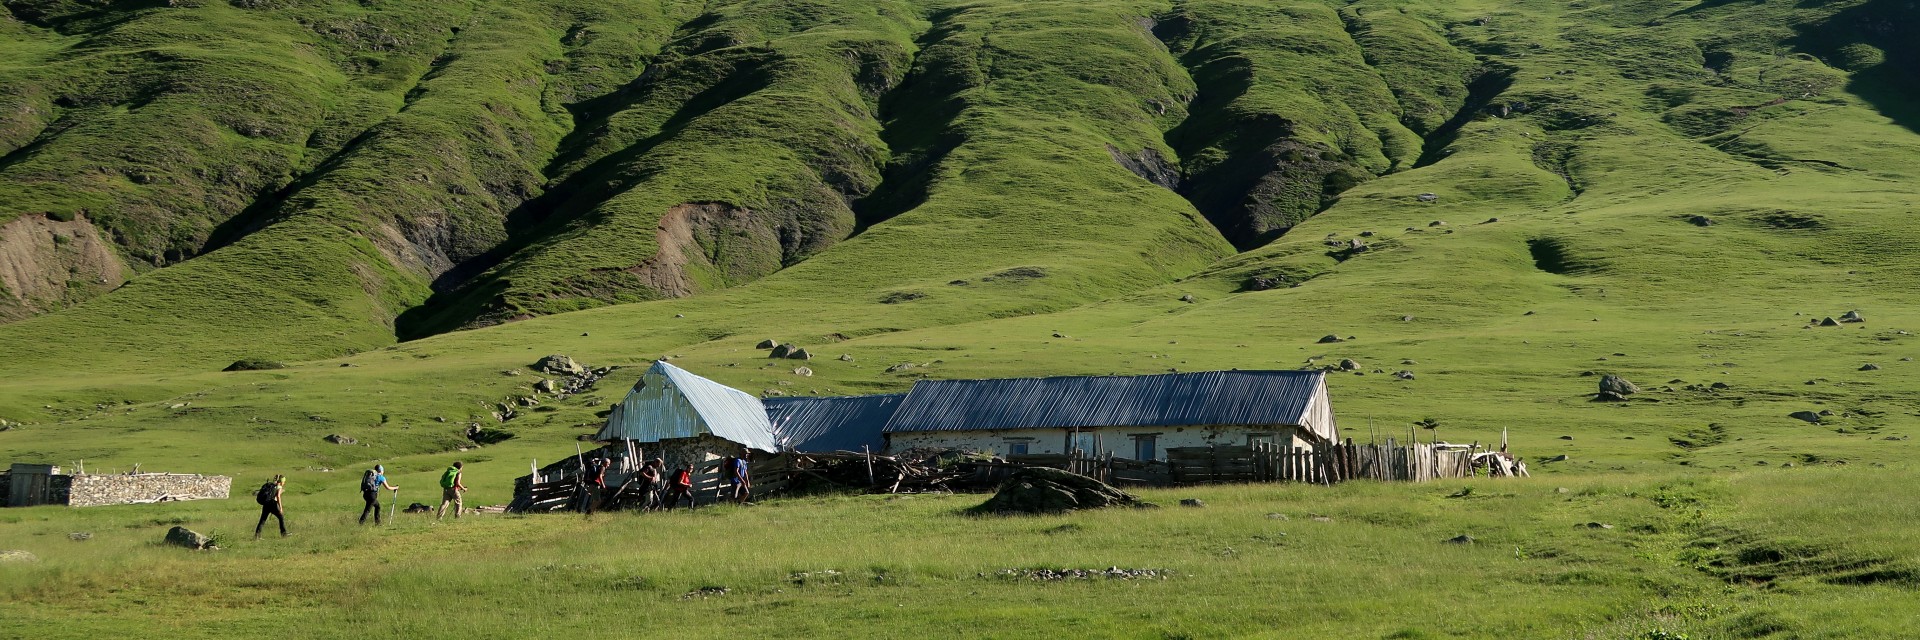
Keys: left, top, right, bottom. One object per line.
{"left": 2, "top": 0, "right": 1918, "bottom": 637}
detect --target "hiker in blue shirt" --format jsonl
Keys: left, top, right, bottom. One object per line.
{"left": 359, "top": 464, "right": 399, "bottom": 525}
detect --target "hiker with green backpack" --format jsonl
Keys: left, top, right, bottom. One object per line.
{"left": 436, "top": 461, "right": 466, "bottom": 520}
{"left": 358, "top": 465, "right": 399, "bottom": 525}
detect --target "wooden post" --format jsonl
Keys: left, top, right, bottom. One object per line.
{"left": 863, "top": 445, "right": 876, "bottom": 487}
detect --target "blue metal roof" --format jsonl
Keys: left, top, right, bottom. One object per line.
{"left": 883, "top": 370, "right": 1336, "bottom": 441}
{"left": 763, "top": 394, "right": 904, "bottom": 453}
{"left": 594, "top": 360, "right": 779, "bottom": 451}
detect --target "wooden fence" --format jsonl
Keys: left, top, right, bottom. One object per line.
{"left": 995, "top": 439, "right": 1506, "bottom": 487}
{"left": 511, "top": 439, "right": 1522, "bottom": 512}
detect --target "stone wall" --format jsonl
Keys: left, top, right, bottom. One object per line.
{"left": 65, "top": 473, "right": 231, "bottom": 507}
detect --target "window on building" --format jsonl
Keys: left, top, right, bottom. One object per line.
{"left": 1247, "top": 433, "right": 1277, "bottom": 448}
{"left": 1006, "top": 441, "right": 1030, "bottom": 455}
{"left": 1132, "top": 435, "right": 1157, "bottom": 461}
{"left": 1069, "top": 431, "right": 1096, "bottom": 456}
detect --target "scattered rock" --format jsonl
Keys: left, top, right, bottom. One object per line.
{"left": 1709, "top": 382, "right": 1731, "bottom": 390}
{"left": 222, "top": 359, "right": 285, "bottom": 372}
{"left": 1818, "top": 317, "right": 1841, "bottom": 327}
{"left": 1859, "top": 363, "right": 1880, "bottom": 371}
{"left": 1558, "top": 435, "right": 1573, "bottom": 440}
{"left": 0, "top": 550, "right": 37, "bottom": 563}
{"left": 1444, "top": 535, "right": 1475, "bottom": 544}
{"left": 1246, "top": 276, "right": 1282, "bottom": 291}
{"left": 1579, "top": 522, "right": 1614, "bottom": 530}
{"left": 1592, "top": 391, "right": 1629, "bottom": 402}
{"left": 1416, "top": 193, "right": 1439, "bottom": 202}
{"left": 1338, "top": 359, "right": 1360, "bottom": 371}
{"left": 1840, "top": 310, "right": 1864, "bottom": 323}
{"left": 534, "top": 379, "right": 559, "bottom": 394}
{"left": 533, "top": 354, "right": 586, "bottom": 376}
{"left": 838, "top": 354, "right": 855, "bottom": 362}
{"left": 1523, "top": 310, "right": 1535, "bottom": 316}
{"left": 1310, "top": 514, "right": 1333, "bottom": 522}
{"left": 1599, "top": 374, "right": 1640, "bottom": 396}
{"left": 68, "top": 532, "right": 92, "bottom": 541}
{"left": 1317, "top": 335, "right": 1344, "bottom": 344}
{"left": 1401, "top": 359, "right": 1418, "bottom": 365}
{"left": 768, "top": 343, "right": 797, "bottom": 358}
{"left": 680, "top": 586, "right": 730, "bottom": 600}
{"left": 1179, "top": 294, "right": 1195, "bottom": 303}
{"left": 755, "top": 339, "right": 779, "bottom": 349}
{"left": 1818, "top": 409, "right": 1834, "bottom": 416}
{"left": 990, "top": 567, "right": 1169, "bottom": 581}
{"left": 1484, "top": 217, "right": 1499, "bottom": 224}
{"left": 1360, "top": 231, "right": 1375, "bottom": 237}
{"left": 1052, "top": 333, "right": 1068, "bottom": 338}
{"left": 1393, "top": 370, "right": 1416, "bottom": 380}
{"left": 323, "top": 434, "right": 357, "bottom": 445}
{"left": 793, "top": 367, "right": 813, "bottom": 377}
{"left": 885, "top": 363, "right": 915, "bottom": 373}
{"left": 164, "top": 526, "right": 216, "bottom": 550}
{"left": 1179, "top": 498, "right": 1206, "bottom": 508}
{"left": 789, "top": 348, "right": 813, "bottom": 361}
{"left": 1401, "top": 315, "right": 1415, "bottom": 322}
{"left": 1687, "top": 215, "right": 1713, "bottom": 226}
{"left": 1429, "top": 220, "right": 1446, "bottom": 227}
{"left": 972, "top": 468, "right": 1146, "bottom": 514}
{"left": 404, "top": 502, "right": 433, "bottom": 513}
{"left": 1789, "top": 411, "right": 1822, "bottom": 424}
{"left": 1265, "top": 513, "right": 1289, "bottom": 520}
{"left": 1555, "top": 487, "right": 1570, "bottom": 494}
{"left": 1543, "top": 454, "right": 1569, "bottom": 462}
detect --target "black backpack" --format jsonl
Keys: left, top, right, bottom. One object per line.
{"left": 255, "top": 481, "right": 277, "bottom": 505}
{"left": 361, "top": 469, "right": 379, "bottom": 492}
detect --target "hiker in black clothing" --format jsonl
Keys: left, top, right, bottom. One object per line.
{"left": 583, "top": 455, "right": 610, "bottom": 515}
{"left": 359, "top": 465, "right": 399, "bottom": 525}
{"left": 638, "top": 458, "right": 664, "bottom": 511}
{"left": 254, "top": 475, "right": 288, "bottom": 539}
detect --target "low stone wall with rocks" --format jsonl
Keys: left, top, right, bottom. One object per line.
{"left": 66, "top": 473, "right": 231, "bottom": 507}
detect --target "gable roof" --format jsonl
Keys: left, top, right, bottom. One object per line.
{"left": 883, "top": 370, "right": 1336, "bottom": 441}
{"left": 594, "top": 360, "right": 778, "bottom": 451}
{"left": 763, "top": 394, "right": 905, "bottom": 453}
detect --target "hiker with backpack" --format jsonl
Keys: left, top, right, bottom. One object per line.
{"left": 583, "top": 454, "right": 609, "bottom": 515}
{"left": 437, "top": 461, "right": 466, "bottom": 520}
{"left": 638, "top": 458, "right": 664, "bottom": 511}
{"left": 728, "top": 449, "right": 752, "bottom": 504}
{"left": 254, "top": 475, "right": 288, "bottom": 539}
{"left": 358, "top": 465, "right": 399, "bottom": 525}
{"left": 665, "top": 463, "right": 695, "bottom": 511}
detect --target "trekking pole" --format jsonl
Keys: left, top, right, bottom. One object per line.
{"left": 389, "top": 487, "right": 398, "bottom": 523}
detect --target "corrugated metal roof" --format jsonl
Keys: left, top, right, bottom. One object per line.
{"left": 764, "top": 394, "right": 904, "bottom": 453}
{"left": 883, "top": 370, "right": 1337, "bottom": 441}
{"left": 594, "top": 361, "right": 779, "bottom": 451}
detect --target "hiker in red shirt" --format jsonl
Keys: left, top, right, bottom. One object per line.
{"left": 666, "top": 463, "right": 696, "bottom": 510}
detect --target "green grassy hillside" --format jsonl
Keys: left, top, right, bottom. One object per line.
{"left": 3, "top": 0, "right": 1919, "bottom": 636}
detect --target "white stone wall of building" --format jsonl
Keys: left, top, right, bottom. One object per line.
{"left": 886, "top": 424, "right": 1314, "bottom": 460}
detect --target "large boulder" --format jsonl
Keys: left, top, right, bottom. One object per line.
{"left": 1598, "top": 374, "right": 1639, "bottom": 396}
{"left": 971, "top": 468, "right": 1145, "bottom": 514}
{"left": 533, "top": 354, "right": 586, "bottom": 376}
{"left": 769, "top": 343, "right": 798, "bottom": 359}
{"left": 164, "top": 526, "right": 215, "bottom": 550}
{"left": 0, "top": 550, "right": 37, "bottom": 563}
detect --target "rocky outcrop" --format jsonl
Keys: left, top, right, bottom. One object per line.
{"left": 0, "top": 213, "right": 127, "bottom": 323}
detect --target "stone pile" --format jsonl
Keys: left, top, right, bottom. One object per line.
{"left": 970, "top": 467, "right": 1147, "bottom": 514}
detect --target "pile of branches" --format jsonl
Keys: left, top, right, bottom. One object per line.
{"left": 784, "top": 449, "right": 1004, "bottom": 494}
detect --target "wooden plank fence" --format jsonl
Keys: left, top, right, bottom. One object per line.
{"left": 998, "top": 439, "right": 1494, "bottom": 487}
